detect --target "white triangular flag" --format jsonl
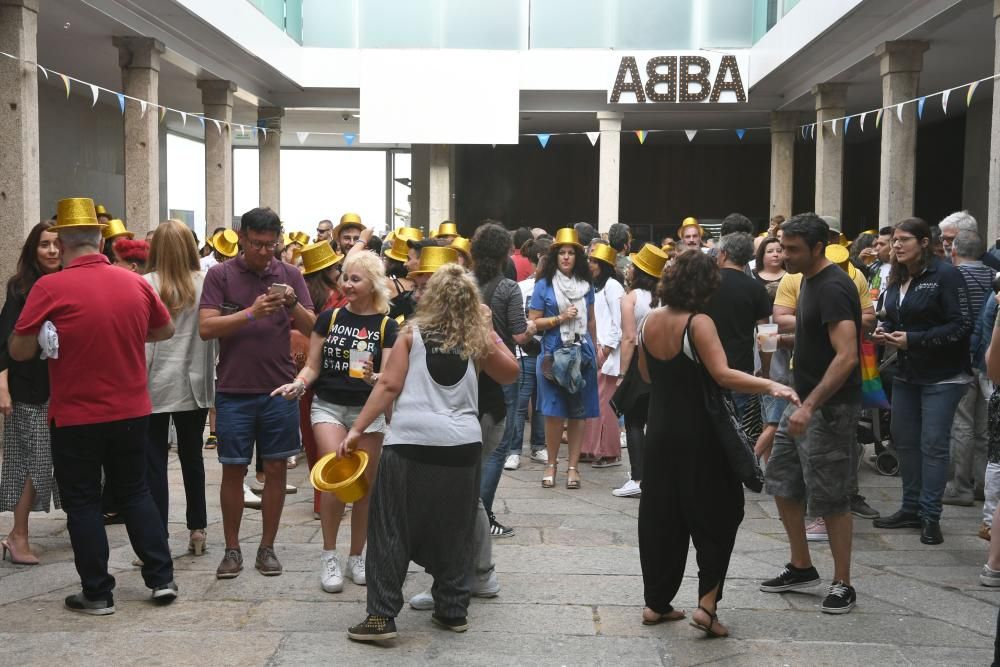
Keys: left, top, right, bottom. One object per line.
{"left": 211, "top": 118, "right": 222, "bottom": 134}
{"left": 180, "top": 111, "right": 187, "bottom": 126}
{"left": 860, "top": 112, "right": 868, "bottom": 131}
{"left": 684, "top": 129, "right": 697, "bottom": 142}
{"left": 89, "top": 84, "right": 99, "bottom": 107}
{"left": 896, "top": 103, "right": 904, "bottom": 123}
{"left": 586, "top": 132, "right": 599, "bottom": 146}
{"left": 296, "top": 131, "right": 309, "bottom": 145}
{"left": 37, "top": 65, "right": 48, "bottom": 79}
{"left": 139, "top": 100, "right": 147, "bottom": 117}
{"left": 831, "top": 119, "right": 837, "bottom": 136}
{"left": 942, "top": 88, "right": 951, "bottom": 113}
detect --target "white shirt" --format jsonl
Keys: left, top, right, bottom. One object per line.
{"left": 200, "top": 254, "right": 218, "bottom": 271}
{"left": 516, "top": 276, "right": 539, "bottom": 359}
{"left": 595, "top": 277, "right": 625, "bottom": 376}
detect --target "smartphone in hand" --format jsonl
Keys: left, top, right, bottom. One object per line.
{"left": 268, "top": 283, "right": 288, "bottom": 298}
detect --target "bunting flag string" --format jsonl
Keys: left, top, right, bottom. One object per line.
{"left": 685, "top": 129, "right": 697, "bottom": 142}
{"left": 343, "top": 132, "right": 356, "bottom": 146}
{"left": 37, "top": 64, "right": 48, "bottom": 80}
{"left": 89, "top": 83, "right": 99, "bottom": 108}
{"left": 586, "top": 131, "right": 599, "bottom": 146}
{"left": 537, "top": 133, "right": 550, "bottom": 148}
{"left": 942, "top": 88, "right": 952, "bottom": 113}
{"left": 917, "top": 96, "right": 926, "bottom": 120}
{"left": 967, "top": 80, "right": 980, "bottom": 106}
{"left": 859, "top": 111, "right": 868, "bottom": 132}
{"left": 139, "top": 100, "right": 147, "bottom": 118}
{"left": 844, "top": 116, "right": 852, "bottom": 133}
{"left": 635, "top": 130, "right": 648, "bottom": 144}
{"left": 895, "top": 103, "right": 904, "bottom": 124}
{"left": 875, "top": 109, "right": 884, "bottom": 129}
{"left": 735, "top": 129, "right": 746, "bottom": 140}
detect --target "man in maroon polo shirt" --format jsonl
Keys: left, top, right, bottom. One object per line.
{"left": 200, "top": 207, "right": 315, "bottom": 579}
{"left": 10, "top": 197, "right": 178, "bottom": 615}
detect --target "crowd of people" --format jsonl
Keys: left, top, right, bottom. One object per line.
{"left": 1, "top": 198, "right": 999, "bottom": 652}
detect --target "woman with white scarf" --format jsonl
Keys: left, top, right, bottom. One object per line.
{"left": 528, "top": 228, "right": 599, "bottom": 490}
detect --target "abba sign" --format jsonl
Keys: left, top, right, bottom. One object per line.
{"left": 609, "top": 52, "right": 749, "bottom": 104}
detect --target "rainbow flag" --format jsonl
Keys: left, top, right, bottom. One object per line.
{"left": 860, "top": 340, "right": 889, "bottom": 409}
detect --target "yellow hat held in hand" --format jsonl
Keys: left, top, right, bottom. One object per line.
{"left": 310, "top": 451, "right": 370, "bottom": 503}
{"left": 102, "top": 219, "right": 134, "bottom": 241}
{"left": 300, "top": 241, "right": 344, "bottom": 275}
{"left": 551, "top": 228, "right": 583, "bottom": 249}
{"left": 212, "top": 229, "right": 239, "bottom": 258}
{"left": 630, "top": 243, "right": 669, "bottom": 278}
{"left": 408, "top": 246, "right": 459, "bottom": 277}
{"left": 433, "top": 221, "right": 459, "bottom": 238}
{"left": 52, "top": 197, "right": 106, "bottom": 231}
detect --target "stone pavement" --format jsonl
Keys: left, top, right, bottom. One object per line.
{"left": 1, "top": 442, "right": 997, "bottom": 666}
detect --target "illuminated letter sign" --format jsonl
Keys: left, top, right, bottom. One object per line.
{"left": 609, "top": 52, "right": 748, "bottom": 104}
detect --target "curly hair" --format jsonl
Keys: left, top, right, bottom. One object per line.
{"left": 541, "top": 242, "right": 591, "bottom": 284}
{"left": 411, "top": 263, "right": 494, "bottom": 361}
{"left": 471, "top": 222, "right": 513, "bottom": 284}
{"left": 113, "top": 238, "right": 150, "bottom": 266}
{"left": 341, "top": 250, "right": 391, "bottom": 314}
{"left": 656, "top": 249, "right": 719, "bottom": 313}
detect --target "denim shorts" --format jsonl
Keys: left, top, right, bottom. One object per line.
{"left": 760, "top": 394, "right": 790, "bottom": 425}
{"left": 215, "top": 392, "right": 301, "bottom": 466}
{"left": 764, "top": 401, "right": 860, "bottom": 517}
{"left": 310, "top": 397, "right": 385, "bottom": 434}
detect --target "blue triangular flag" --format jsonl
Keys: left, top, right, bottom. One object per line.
{"left": 735, "top": 129, "right": 745, "bottom": 140}
{"left": 537, "top": 134, "right": 550, "bottom": 148}
{"left": 344, "top": 133, "right": 356, "bottom": 146}
{"left": 117, "top": 93, "right": 125, "bottom": 114}
{"left": 844, "top": 115, "right": 852, "bottom": 133}
{"left": 252, "top": 126, "right": 259, "bottom": 139}
{"left": 918, "top": 96, "right": 926, "bottom": 120}
{"left": 197, "top": 115, "right": 205, "bottom": 130}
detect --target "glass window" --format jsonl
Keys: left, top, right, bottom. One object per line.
{"left": 166, "top": 134, "right": 206, "bottom": 240}
{"left": 302, "top": 0, "right": 355, "bottom": 47}
{"left": 391, "top": 151, "right": 411, "bottom": 229}
{"left": 233, "top": 148, "right": 260, "bottom": 223}
{"left": 615, "top": 0, "right": 693, "bottom": 50}
{"left": 359, "top": 0, "right": 440, "bottom": 48}
{"left": 530, "top": 0, "right": 611, "bottom": 48}
{"left": 700, "top": 0, "right": 753, "bottom": 47}
{"left": 285, "top": 0, "right": 303, "bottom": 43}
{"left": 441, "top": 0, "right": 523, "bottom": 49}
{"left": 251, "top": 0, "right": 286, "bottom": 29}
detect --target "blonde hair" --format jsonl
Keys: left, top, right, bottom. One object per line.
{"left": 411, "top": 264, "right": 494, "bottom": 361}
{"left": 147, "top": 220, "right": 200, "bottom": 315}
{"left": 341, "top": 250, "right": 391, "bottom": 315}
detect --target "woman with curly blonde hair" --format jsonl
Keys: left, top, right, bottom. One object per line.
{"left": 337, "top": 263, "right": 518, "bottom": 642}
{"left": 272, "top": 248, "right": 398, "bottom": 595}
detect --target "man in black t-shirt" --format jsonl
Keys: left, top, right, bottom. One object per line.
{"left": 759, "top": 213, "right": 862, "bottom": 616}
{"left": 705, "top": 232, "right": 771, "bottom": 417}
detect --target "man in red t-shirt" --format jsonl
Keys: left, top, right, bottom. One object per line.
{"left": 511, "top": 227, "right": 534, "bottom": 282}
{"left": 10, "top": 197, "right": 178, "bottom": 615}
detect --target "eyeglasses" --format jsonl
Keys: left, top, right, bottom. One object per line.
{"left": 891, "top": 236, "right": 917, "bottom": 245}
{"left": 246, "top": 239, "right": 279, "bottom": 251}
{"left": 316, "top": 228, "right": 331, "bottom": 234}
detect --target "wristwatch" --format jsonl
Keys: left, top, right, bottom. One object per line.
{"left": 286, "top": 293, "right": 298, "bottom": 309}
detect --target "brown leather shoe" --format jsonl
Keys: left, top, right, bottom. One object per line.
{"left": 215, "top": 548, "right": 243, "bottom": 579}
{"left": 979, "top": 523, "right": 992, "bottom": 542}
{"left": 255, "top": 545, "right": 283, "bottom": 576}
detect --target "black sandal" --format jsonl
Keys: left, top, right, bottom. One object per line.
{"left": 641, "top": 607, "right": 685, "bottom": 625}
{"left": 689, "top": 605, "right": 728, "bottom": 638}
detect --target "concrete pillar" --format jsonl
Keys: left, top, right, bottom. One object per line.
{"left": 876, "top": 40, "right": 928, "bottom": 228}
{"left": 812, "top": 83, "right": 848, "bottom": 220}
{"left": 257, "top": 106, "right": 282, "bottom": 213}
{"left": 410, "top": 145, "right": 429, "bottom": 233}
{"left": 113, "top": 36, "right": 164, "bottom": 238}
{"left": 0, "top": 0, "right": 40, "bottom": 304}
{"left": 596, "top": 111, "right": 623, "bottom": 233}
{"left": 988, "top": 0, "right": 1000, "bottom": 244}
{"left": 769, "top": 111, "right": 796, "bottom": 220}
{"left": 197, "top": 79, "right": 236, "bottom": 230}
{"left": 428, "top": 144, "right": 453, "bottom": 228}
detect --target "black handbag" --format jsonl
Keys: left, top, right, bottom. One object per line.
{"left": 610, "top": 353, "right": 649, "bottom": 417}
{"left": 685, "top": 316, "right": 765, "bottom": 493}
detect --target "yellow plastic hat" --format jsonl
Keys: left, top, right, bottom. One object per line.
{"left": 630, "top": 244, "right": 669, "bottom": 278}
{"left": 300, "top": 240, "right": 344, "bottom": 275}
{"left": 408, "top": 246, "right": 459, "bottom": 277}
{"left": 310, "top": 451, "right": 369, "bottom": 503}
{"left": 212, "top": 229, "right": 239, "bottom": 258}
{"left": 102, "top": 218, "right": 134, "bottom": 241}
{"left": 433, "top": 221, "right": 459, "bottom": 238}
{"left": 677, "top": 217, "right": 704, "bottom": 238}
{"left": 332, "top": 212, "right": 365, "bottom": 238}
{"left": 589, "top": 243, "right": 618, "bottom": 267}
{"left": 51, "top": 197, "right": 106, "bottom": 231}
{"left": 95, "top": 204, "right": 109, "bottom": 216}
{"left": 384, "top": 235, "right": 413, "bottom": 263}
{"left": 394, "top": 227, "right": 424, "bottom": 242}
{"left": 449, "top": 236, "right": 471, "bottom": 259}
{"left": 551, "top": 228, "right": 583, "bottom": 249}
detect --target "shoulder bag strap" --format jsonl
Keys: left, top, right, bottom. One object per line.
{"left": 327, "top": 308, "right": 340, "bottom": 335}
{"left": 683, "top": 313, "right": 701, "bottom": 364}
{"left": 379, "top": 316, "right": 388, "bottom": 349}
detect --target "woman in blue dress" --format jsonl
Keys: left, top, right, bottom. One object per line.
{"left": 528, "top": 228, "right": 599, "bottom": 490}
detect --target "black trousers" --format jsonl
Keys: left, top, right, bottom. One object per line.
{"left": 624, "top": 394, "right": 648, "bottom": 482}
{"left": 148, "top": 409, "right": 209, "bottom": 531}
{"left": 51, "top": 416, "right": 173, "bottom": 600}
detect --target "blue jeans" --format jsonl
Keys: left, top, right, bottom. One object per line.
{"left": 479, "top": 413, "right": 507, "bottom": 516}
{"left": 500, "top": 356, "right": 545, "bottom": 457}
{"left": 891, "top": 379, "right": 967, "bottom": 521}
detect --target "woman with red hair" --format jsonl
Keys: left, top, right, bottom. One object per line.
{"left": 112, "top": 238, "right": 150, "bottom": 274}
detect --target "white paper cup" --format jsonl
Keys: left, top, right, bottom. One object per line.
{"left": 758, "top": 323, "right": 779, "bottom": 353}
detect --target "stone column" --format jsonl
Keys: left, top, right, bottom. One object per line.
{"left": 258, "top": 106, "right": 282, "bottom": 213}
{"left": 197, "top": 79, "right": 236, "bottom": 230}
{"left": 988, "top": 0, "right": 1000, "bottom": 244}
{"left": 428, "top": 144, "right": 453, "bottom": 228}
{"left": 0, "top": 0, "right": 40, "bottom": 305}
{"left": 769, "top": 111, "right": 796, "bottom": 220}
{"left": 876, "top": 40, "right": 928, "bottom": 228}
{"left": 596, "top": 111, "right": 623, "bottom": 234}
{"left": 113, "top": 36, "right": 163, "bottom": 238}
{"left": 812, "top": 83, "right": 848, "bottom": 220}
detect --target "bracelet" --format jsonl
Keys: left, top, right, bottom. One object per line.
{"left": 245, "top": 309, "right": 256, "bottom": 322}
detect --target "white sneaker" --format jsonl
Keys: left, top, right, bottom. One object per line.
{"left": 612, "top": 479, "right": 642, "bottom": 498}
{"left": 472, "top": 570, "right": 500, "bottom": 598}
{"left": 248, "top": 477, "right": 265, "bottom": 493}
{"left": 320, "top": 552, "right": 344, "bottom": 593}
{"left": 504, "top": 454, "right": 520, "bottom": 470}
{"left": 243, "top": 483, "right": 262, "bottom": 509}
{"left": 530, "top": 450, "right": 548, "bottom": 464}
{"left": 806, "top": 518, "right": 828, "bottom": 542}
{"left": 345, "top": 554, "right": 366, "bottom": 585}
{"left": 409, "top": 590, "right": 433, "bottom": 610}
